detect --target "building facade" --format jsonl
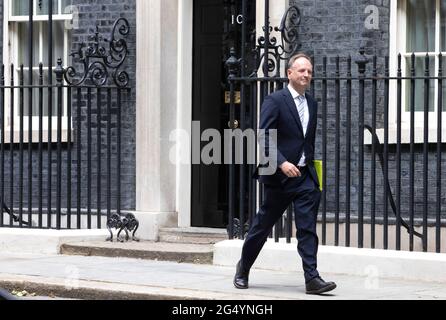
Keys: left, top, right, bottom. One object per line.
{"left": 0, "top": 0, "right": 445, "bottom": 252}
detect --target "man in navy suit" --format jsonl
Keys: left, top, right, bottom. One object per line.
{"left": 233, "top": 53, "right": 337, "bottom": 295}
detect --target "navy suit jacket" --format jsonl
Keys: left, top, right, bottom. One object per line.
{"left": 254, "top": 87, "right": 319, "bottom": 189}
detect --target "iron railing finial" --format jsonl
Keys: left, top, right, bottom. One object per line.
{"left": 355, "top": 47, "right": 370, "bottom": 75}
{"left": 226, "top": 47, "right": 240, "bottom": 79}
{"left": 55, "top": 58, "right": 64, "bottom": 84}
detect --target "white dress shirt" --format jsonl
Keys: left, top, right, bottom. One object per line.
{"left": 288, "top": 84, "right": 309, "bottom": 167}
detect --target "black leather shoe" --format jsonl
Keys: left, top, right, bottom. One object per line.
{"left": 233, "top": 261, "right": 249, "bottom": 289}
{"left": 305, "top": 276, "right": 337, "bottom": 295}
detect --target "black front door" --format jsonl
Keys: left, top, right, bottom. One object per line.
{"left": 191, "top": 0, "right": 256, "bottom": 228}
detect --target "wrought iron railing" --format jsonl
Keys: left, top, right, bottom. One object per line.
{"left": 0, "top": 1, "right": 131, "bottom": 231}
{"left": 226, "top": 1, "right": 445, "bottom": 253}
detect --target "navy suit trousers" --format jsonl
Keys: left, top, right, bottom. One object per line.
{"left": 240, "top": 166, "right": 321, "bottom": 283}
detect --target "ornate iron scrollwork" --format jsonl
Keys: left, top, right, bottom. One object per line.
{"left": 227, "top": 218, "right": 250, "bottom": 239}
{"left": 1, "top": 203, "right": 30, "bottom": 226}
{"left": 275, "top": 6, "right": 302, "bottom": 61}
{"left": 64, "top": 18, "right": 130, "bottom": 87}
{"left": 253, "top": 5, "right": 302, "bottom": 77}
{"left": 106, "top": 213, "right": 140, "bottom": 242}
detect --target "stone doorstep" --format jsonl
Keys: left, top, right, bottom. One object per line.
{"left": 0, "top": 227, "right": 219, "bottom": 264}
{"left": 60, "top": 228, "right": 227, "bottom": 265}
{"left": 158, "top": 227, "right": 228, "bottom": 245}
{"left": 60, "top": 241, "right": 214, "bottom": 265}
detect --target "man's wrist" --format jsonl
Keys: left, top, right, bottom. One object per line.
{"left": 279, "top": 161, "right": 288, "bottom": 169}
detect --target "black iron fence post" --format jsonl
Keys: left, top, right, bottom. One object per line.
{"left": 396, "top": 54, "right": 402, "bottom": 250}
{"left": 239, "top": 0, "right": 247, "bottom": 241}
{"left": 355, "top": 48, "right": 369, "bottom": 249}
{"left": 48, "top": 0, "right": 54, "bottom": 230}
{"left": 383, "top": 56, "right": 390, "bottom": 250}
{"left": 55, "top": 59, "right": 65, "bottom": 230}
{"left": 423, "top": 54, "right": 430, "bottom": 252}
{"left": 226, "top": 48, "right": 240, "bottom": 240}
{"left": 322, "top": 57, "right": 327, "bottom": 246}
{"left": 436, "top": 54, "right": 443, "bottom": 253}
{"left": 9, "top": 64, "right": 14, "bottom": 228}
{"left": 77, "top": 87, "right": 82, "bottom": 228}
{"left": 38, "top": 63, "right": 44, "bottom": 228}
{"left": 409, "top": 53, "right": 416, "bottom": 251}
{"left": 27, "top": 0, "right": 34, "bottom": 228}
{"left": 19, "top": 65, "right": 24, "bottom": 228}
{"left": 345, "top": 56, "right": 352, "bottom": 247}
{"left": 335, "top": 56, "right": 340, "bottom": 246}
{"left": 371, "top": 56, "right": 377, "bottom": 249}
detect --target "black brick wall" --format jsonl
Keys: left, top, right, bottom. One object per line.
{"left": 70, "top": 0, "right": 136, "bottom": 211}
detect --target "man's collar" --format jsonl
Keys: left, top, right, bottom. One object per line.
{"left": 287, "top": 84, "right": 305, "bottom": 100}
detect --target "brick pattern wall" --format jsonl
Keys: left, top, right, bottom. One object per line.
{"left": 70, "top": 0, "right": 136, "bottom": 211}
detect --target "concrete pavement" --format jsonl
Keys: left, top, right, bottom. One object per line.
{"left": 0, "top": 253, "right": 445, "bottom": 300}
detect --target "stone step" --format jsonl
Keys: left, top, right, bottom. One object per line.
{"left": 60, "top": 241, "right": 214, "bottom": 265}
{"left": 158, "top": 227, "right": 228, "bottom": 244}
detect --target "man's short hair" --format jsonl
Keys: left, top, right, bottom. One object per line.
{"left": 287, "top": 53, "right": 313, "bottom": 69}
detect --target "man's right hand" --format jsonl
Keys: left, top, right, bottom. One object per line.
{"left": 280, "top": 161, "right": 302, "bottom": 178}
